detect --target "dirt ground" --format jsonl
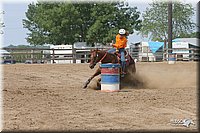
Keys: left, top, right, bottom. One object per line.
{"left": 1, "top": 62, "right": 198, "bottom": 132}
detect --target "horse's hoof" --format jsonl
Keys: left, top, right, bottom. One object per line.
{"left": 83, "top": 86, "right": 87, "bottom": 89}
{"left": 96, "top": 86, "right": 101, "bottom": 90}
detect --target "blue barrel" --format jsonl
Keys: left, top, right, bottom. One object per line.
{"left": 100, "top": 63, "right": 120, "bottom": 92}
{"left": 168, "top": 53, "right": 176, "bottom": 64}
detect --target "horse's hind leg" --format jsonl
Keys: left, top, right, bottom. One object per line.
{"left": 128, "top": 64, "right": 136, "bottom": 74}
{"left": 83, "top": 68, "right": 101, "bottom": 89}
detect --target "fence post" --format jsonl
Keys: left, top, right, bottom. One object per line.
{"left": 147, "top": 47, "right": 149, "bottom": 62}
{"left": 72, "top": 45, "right": 76, "bottom": 63}
{"left": 84, "top": 51, "right": 87, "bottom": 63}
{"left": 164, "top": 48, "right": 167, "bottom": 61}
{"left": 191, "top": 49, "right": 194, "bottom": 61}
{"left": 52, "top": 48, "right": 55, "bottom": 64}
{"left": 40, "top": 50, "right": 43, "bottom": 63}
{"left": 31, "top": 49, "right": 34, "bottom": 63}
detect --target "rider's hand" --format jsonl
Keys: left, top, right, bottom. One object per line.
{"left": 116, "top": 49, "right": 119, "bottom": 53}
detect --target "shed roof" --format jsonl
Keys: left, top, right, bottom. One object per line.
{"left": 148, "top": 42, "right": 164, "bottom": 53}
{"left": 172, "top": 38, "right": 199, "bottom": 47}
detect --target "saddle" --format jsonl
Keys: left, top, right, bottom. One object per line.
{"left": 112, "top": 51, "right": 131, "bottom": 66}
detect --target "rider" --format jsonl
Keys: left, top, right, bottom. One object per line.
{"left": 108, "top": 29, "right": 128, "bottom": 76}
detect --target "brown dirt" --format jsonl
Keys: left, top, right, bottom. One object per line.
{"left": 1, "top": 62, "right": 198, "bottom": 131}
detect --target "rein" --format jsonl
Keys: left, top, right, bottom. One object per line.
{"left": 99, "top": 52, "right": 108, "bottom": 63}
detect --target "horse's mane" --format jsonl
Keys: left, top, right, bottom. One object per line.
{"left": 93, "top": 49, "right": 134, "bottom": 64}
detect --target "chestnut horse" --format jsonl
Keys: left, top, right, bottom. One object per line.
{"left": 83, "top": 49, "right": 136, "bottom": 89}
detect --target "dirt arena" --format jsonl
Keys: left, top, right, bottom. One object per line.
{"left": 1, "top": 62, "right": 198, "bottom": 131}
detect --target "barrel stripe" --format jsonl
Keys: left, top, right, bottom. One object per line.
{"left": 101, "top": 75, "right": 119, "bottom": 84}
{"left": 101, "top": 74, "right": 120, "bottom": 76}
{"left": 168, "top": 58, "right": 176, "bottom": 61}
{"left": 101, "top": 68, "right": 119, "bottom": 74}
{"left": 100, "top": 64, "right": 120, "bottom": 68}
{"left": 101, "top": 84, "right": 120, "bottom": 92}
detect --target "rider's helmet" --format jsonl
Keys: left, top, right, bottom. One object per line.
{"left": 119, "top": 29, "right": 126, "bottom": 35}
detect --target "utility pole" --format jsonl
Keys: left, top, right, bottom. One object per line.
{"left": 168, "top": 1, "right": 172, "bottom": 54}
{"left": 198, "top": 1, "right": 200, "bottom": 39}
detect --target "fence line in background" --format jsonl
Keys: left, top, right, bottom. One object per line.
{"left": 1, "top": 46, "right": 200, "bottom": 64}
{"left": 129, "top": 46, "right": 200, "bottom": 62}
{"left": 0, "top": 47, "right": 110, "bottom": 64}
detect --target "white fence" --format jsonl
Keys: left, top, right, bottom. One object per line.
{"left": 1, "top": 46, "right": 200, "bottom": 64}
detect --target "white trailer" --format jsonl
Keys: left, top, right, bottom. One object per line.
{"left": 172, "top": 42, "right": 190, "bottom": 60}
{"left": 139, "top": 42, "right": 156, "bottom": 62}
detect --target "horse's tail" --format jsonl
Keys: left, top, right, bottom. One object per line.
{"left": 128, "top": 54, "right": 135, "bottom": 64}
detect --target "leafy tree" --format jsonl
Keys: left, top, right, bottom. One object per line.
{"left": 179, "top": 32, "right": 197, "bottom": 38}
{"left": 86, "top": 2, "right": 141, "bottom": 44}
{"left": 23, "top": 2, "right": 81, "bottom": 45}
{"left": 23, "top": 1, "right": 141, "bottom": 46}
{"left": 140, "top": 0, "right": 196, "bottom": 41}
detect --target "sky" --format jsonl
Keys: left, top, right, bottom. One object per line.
{"left": 0, "top": 0, "right": 199, "bottom": 47}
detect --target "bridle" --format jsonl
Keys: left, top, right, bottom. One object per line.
{"left": 99, "top": 52, "right": 108, "bottom": 63}
{"left": 91, "top": 50, "right": 108, "bottom": 65}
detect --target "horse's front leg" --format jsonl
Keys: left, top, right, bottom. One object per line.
{"left": 96, "top": 78, "right": 101, "bottom": 90}
{"left": 83, "top": 68, "right": 101, "bottom": 89}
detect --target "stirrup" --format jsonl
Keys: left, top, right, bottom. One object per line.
{"left": 121, "top": 72, "right": 126, "bottom": 75}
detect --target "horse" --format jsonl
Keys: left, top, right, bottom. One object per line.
{"left": 83, "top": 49, "right": 136, "bottom": 89}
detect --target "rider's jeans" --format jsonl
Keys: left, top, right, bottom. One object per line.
{"left": 107, "top": 48, "right": 116, "bottom": 53}
{"left": 107, "top": 48, "right": 126, "bottom": 73}
{"left": 107, "top": 48, "right": 125, "bottom": 61}
{"left": 119, "top": 48, "right": 125, "bottom": 62}
{"left": 119, "top": 48, "right": 126, "bottom": 73}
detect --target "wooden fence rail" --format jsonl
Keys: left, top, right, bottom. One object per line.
{"left": 0, "top": 47, "right": 110, "bottom": 64}
{"left": 1, "top": 47, "right": 199, "bottom": 64}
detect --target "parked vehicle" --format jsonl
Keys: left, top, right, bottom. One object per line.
{"left": 0, "top": 50, "right": 16, "bottom": 64}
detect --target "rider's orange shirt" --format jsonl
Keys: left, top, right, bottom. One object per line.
{"left": 113, "top": 34, "right": 127, "bottom": 49}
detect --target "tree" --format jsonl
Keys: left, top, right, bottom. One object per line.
{"left": 140, "top": 0, "right": 196, "bottom": 41}
{"left": 86, "top": 2, "right": 141, "bottom": 45}
{"left": 179, "top": 32, "right": 197, "bottom": 38}
{"left": 23, "top": 2, "right": 82, "bottom": 45}
{"left": 23, "top": 1, "right": 142, "bottom": 46}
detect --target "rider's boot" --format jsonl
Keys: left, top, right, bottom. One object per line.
{"left": 121, "top": 61, "right": 126, "bottom": 77}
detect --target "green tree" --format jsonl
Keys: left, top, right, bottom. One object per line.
{"left": 23, "top": 1, "right": 141, "bottom": 46}
{"left": 179, "top": 32, "right": 197, "bottom": 38}
{"left": 23, "top": 2, "right": 81, "bottom": 45}
{"left": 86, "top": 2, "right": 141, "bottom": 44}
{"left": 140, "top": 0, "right": 196, "bottom": 41}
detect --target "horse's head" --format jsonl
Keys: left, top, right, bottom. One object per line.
{"left": 89, "top": 49, "right": 100, "bottom": 69}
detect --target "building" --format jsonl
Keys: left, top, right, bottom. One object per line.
{"left": 129, "top": 38, "right": 199, "bottom": 62}
{"left": 0, "top": 49, "right": 16, "bottom": 64}
{"left": 172, "top": 38, "right": 199, "bottom": 61}
{"left": 129, "top": 41, "right": 164, "bottom": 62}
{"left": 48, "top": 42, "right": 91, "bottom": 64}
